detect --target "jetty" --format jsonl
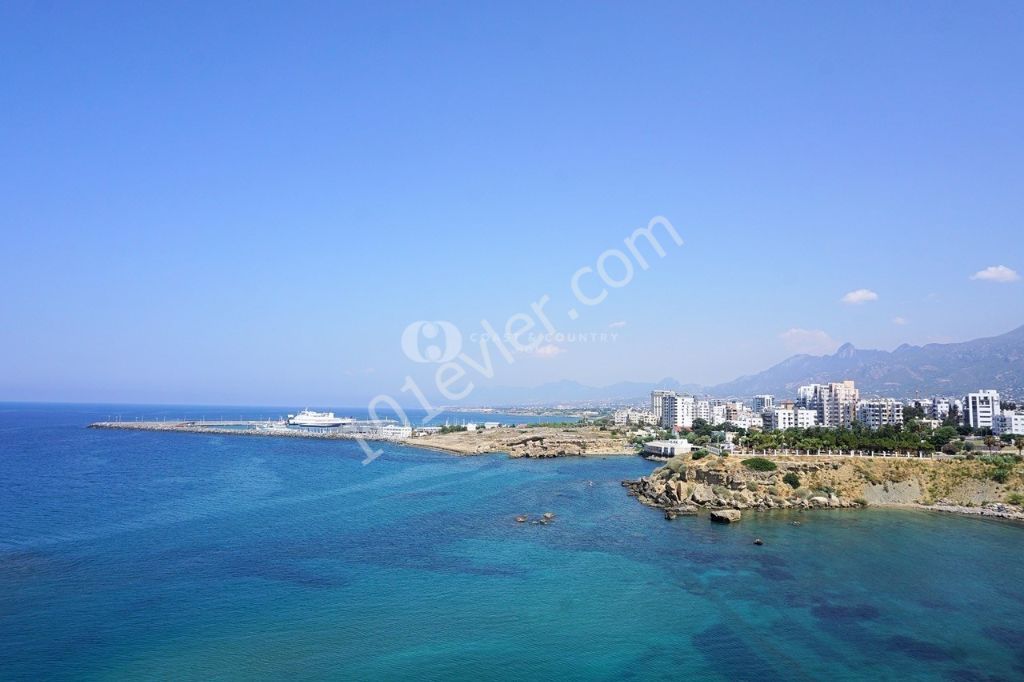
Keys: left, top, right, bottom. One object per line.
{"left": 88, "top": 420, "right": 410, "bottom": 442}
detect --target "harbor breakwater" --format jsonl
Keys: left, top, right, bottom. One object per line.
{"left": 88, "top": 421, "right": 405, "bottom": 442}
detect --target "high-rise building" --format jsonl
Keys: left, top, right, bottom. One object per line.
{"left": 964, "top": 390, "right": 1001, "bottom": 430}
{"left": 661, "top": 394, "right": 694, "bottom": 430}
{"left": 650, "top": 390, "right": 675, "bottom": 423}
{"left": 798, "top": 381, "right": 859, "bottom": 428}
{"left": 753, "top": 395, "right": 774, "bottom": 414}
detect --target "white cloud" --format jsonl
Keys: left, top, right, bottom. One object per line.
{"left": 841, "top": 288, "right": 879, "bottom": 305}
{"left": 970, "top": 265, "right": 1020, "bottom": 283}
{"left": 892, "top": 316, "right": 908, "bottom": 326}
{"left": 608, "top": 321, "right": 627, "bottom": 329}
{"left": 532, "top": 344, "right": 566, "bottom": 358}
{"left": 779, "top": 328, "right": 839, "bottom": 355}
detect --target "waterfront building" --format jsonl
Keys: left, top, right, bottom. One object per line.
{"left": 643, "top": 439, "right": 692, "bottom": 458}
{"left": 964, "top": 390, "right": 1001, "bottom": 430}
{"left": 856, "top": 399, "right": 904, "bottom": 430}
{"left": 380, "top": 424, "right": 413, "bottom": 439}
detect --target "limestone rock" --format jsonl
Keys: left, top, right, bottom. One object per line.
{"left": 691, "top": 484, "right": 715, "bottom": 505}
{"left": 710, "top": 509, "right": 741, "bottom": 523}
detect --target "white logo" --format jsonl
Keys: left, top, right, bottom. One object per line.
{"left": 401, "top": 321, "right": 463, "bottom": 363}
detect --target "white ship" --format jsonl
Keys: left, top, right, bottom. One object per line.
{"left": 286, "top": 410, "right": 352, "bottom": 427}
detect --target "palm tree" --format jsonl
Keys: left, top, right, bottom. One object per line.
{"left": 1015, "top": 437, "right": 1024, "bottom": 458}
{"left": 984, "top": 435, "right": 998, "bottom": 453}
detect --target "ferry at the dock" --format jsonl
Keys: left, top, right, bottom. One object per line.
{"left": 286, "top": 410, "right": 353, "bottom": 428}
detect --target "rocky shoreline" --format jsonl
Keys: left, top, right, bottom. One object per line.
{"left": 622, "top": 474, "right": 861, "bottom": 514}
{"left": 411, "top": 427, "right": 633, "bottom": 458}
{"left": 923, "top": 502, "right": 1024, "bottom": 522}
{"left": 623, "top": 454, "right": 1024, "bottom": 522}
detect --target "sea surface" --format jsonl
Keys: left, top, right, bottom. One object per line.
{"left": 1, "top": 403, "right": 1022, "bottom": 680}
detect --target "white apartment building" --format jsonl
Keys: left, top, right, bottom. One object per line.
{"left": 768, "top": 408, "right": 796, "bottom": 430}
{"left": 661, "top": 394, "right": 695, "bottom": 430}
{"left": 797, "top": 385, "right": 820, "bottom": 408}
{"left": 907, "top": 397, "right": 952, "bottom": 421}
{"left": 694, "top": 400, "right": 711, "bottom": 423}
{"left": 650, "top": 390, "right": 675, "bottom": 423}
{"left": 993, "top": 411, "right": 1024, "bottom": 436}
{"left": 824, "top": 381, "right": 860, "bottom": 428}
{"left": 753, "top": 395, "right": 774, "bottom": 414}
{"left": 964, "top": 390, "right": 1001, "bottom": 430}
{"left": 795, "top": 408, "right": 818, "bottom": 429}
{"left": 907, "top": 398, "right": 932, "bottom": 415}
{"left": 711, "top": 404, "right": 728, "bottom": 425}
{"left": 730, "top": 413, "right": 764, "bottom": 431}
{"left": 798, "top": 381, "right": 859, "bottom": 428}
{"left": 614, "top": 409, "right": 659, "bottom": 426}
{"left": 856, "top": 398, "right": 904, "bottom": 430}
{"left": 765, "top": 407, "right": 817, "bottom": 430}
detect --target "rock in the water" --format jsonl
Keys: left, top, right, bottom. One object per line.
{"left": 710, "top": 509, "right": 741, "bottom": 524}
{"left": 753, "top": 538, "right": 764, "bottom": 545}
{"left": 542, "top": 512, "right": 555, "bottom": 520}
{"left": 515, "top": 515, "right": 528, "bottom": 523}
{"left": 664, "top": 510, "right": 677, "bottom": 520}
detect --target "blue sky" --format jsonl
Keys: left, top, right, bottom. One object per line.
{"left": 1, "top": 1, "right": 1022, "bottom": 406}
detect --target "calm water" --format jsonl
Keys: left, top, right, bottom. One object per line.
{"left": 1, "top": 403, "right": 1022, "bottom": 680}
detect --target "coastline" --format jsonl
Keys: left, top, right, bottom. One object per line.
{"left": 88, "top": 420, "right": 637, "bottom": 458}
{"left": 624, "top": 454, "right": 1024, "bottom": 523}
{"left": 88, "top": 421, "right": 1023, "bottom": 522}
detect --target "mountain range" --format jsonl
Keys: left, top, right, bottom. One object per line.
{"left": 465, "top": 324, "right": 1024, "bottom": 406}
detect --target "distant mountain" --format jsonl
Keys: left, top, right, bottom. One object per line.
{"left": 708, "top": 324, "right": 1024, "bottom": 398}
{"left": 462, "top": 324, "right": 1024, "bottom": 406}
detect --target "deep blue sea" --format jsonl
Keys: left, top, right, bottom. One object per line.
{"left": 2, "top": 403, "right": 1023, "bottom": 680}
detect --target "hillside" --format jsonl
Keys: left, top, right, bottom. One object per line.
{"left": 710, "top": 324, "right": 1024, "bottom": 398}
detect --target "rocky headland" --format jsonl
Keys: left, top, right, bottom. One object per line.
{"left": 413, "top": 426, "right": 632, "bottom": 458}
{"left": 624, "top": 454, "right": 1024, "bottom": 520}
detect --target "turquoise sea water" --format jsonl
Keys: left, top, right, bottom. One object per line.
{"left": 2, "top": 403, "right": 1023, "bottom": 680}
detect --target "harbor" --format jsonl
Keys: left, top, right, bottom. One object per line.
{"left": 88, "top": 418, "right": 413, "bottom": 442}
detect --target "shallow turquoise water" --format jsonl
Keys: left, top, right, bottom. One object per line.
{"left": 1, "top": 404, "right": 1022, "bottom": 680}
